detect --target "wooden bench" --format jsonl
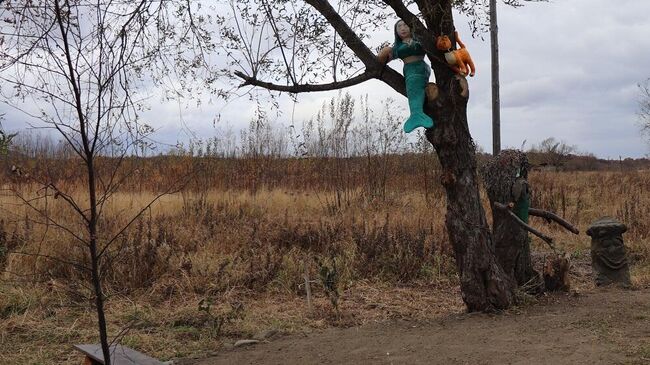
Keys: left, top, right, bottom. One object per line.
{"left": 73, "top": 344, "right": 170, "bottom": 365}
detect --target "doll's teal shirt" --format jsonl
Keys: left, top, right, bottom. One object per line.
{"left": 390, "top": 38, "right": 434, "bottom": 133}
{"left": 392, "top": 40, "right": 425, "bottom": 60}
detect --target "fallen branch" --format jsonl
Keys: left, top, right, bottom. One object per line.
{"left": 493, "top": 202, "right": 556, "bottom": 252}
{"left": 529, "top": 208, "right": 579, "bottom": 234}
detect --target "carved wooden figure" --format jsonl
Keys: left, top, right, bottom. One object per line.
{"left": 586, "top": 217, "right": 632, "bottom": 287}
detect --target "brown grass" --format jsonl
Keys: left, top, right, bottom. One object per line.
{"left": 1, "top": 167, "right": 649, "bottom": 364}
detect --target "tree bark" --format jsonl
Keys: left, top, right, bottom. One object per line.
{"left": 491, "top": 204, "right": 543, "bottom": 292}
{"left": 481, "top": 150, "right": 544, "bottom": 294}
{"left": 424, "top": 75, "right": 514, "bottom": 311}
{"left": 413, "top": 0, "right": 515, "bottom": 311}
{"left": 494, "top": 202, "right": 555, "bottom": 248}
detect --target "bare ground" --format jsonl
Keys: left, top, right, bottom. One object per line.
{"left": 179, "top": 286, "right": 650, "bottom": 365}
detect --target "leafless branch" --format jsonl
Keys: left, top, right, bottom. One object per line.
{"left": 98, "top": 174, "right": 193, "bottom": 258}
{"left": 10, "top": 187, "right": 88, "bottom": 246}
{"left": 11, "top": 251, "right": 91, "bottom": 272}
{"left": 493, "top": 202, "right": 556, "bottom": 251}
{"left": 528, "top": 208, "right": 579, "bottom": 234}
{"left": 303, "top": 0, "right": 406, "bottom": 95}
{"left": 235, "top": 69, "right": 377, "bottom": 93}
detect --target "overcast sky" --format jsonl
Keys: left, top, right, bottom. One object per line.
{"left": 3, "top": 0, "right": 650, "bottom": 158}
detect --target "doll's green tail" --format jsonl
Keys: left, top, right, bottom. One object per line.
{"left": 404, "top": 112, "right": 434, "bottom": 133}
{"left": 403, "top": 61, "right": 435, "bottom": 133}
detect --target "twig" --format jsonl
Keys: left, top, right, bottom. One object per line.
{"left": 528, "top": 208, "right": 579, "bottom": 234}
{"left": 493, "top": 202, "right": 556, "bottom": 252}
{"left": 11, "top": 251, "right": 91, "bottom": 272}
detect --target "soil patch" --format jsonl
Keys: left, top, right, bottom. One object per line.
{"left": 180, "top": 287, "right": 650, "bottom": 365}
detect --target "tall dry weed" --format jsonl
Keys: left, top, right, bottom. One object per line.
{"left": 2, "top": 169, "right": 650, "bottom": 305}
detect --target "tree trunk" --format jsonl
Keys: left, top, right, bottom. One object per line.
{"left": 491, "top": 206, "right": 543, "bottom": 292}
{"left": 87, "top": 159, "right": 111, "bottom": 365}
{"left": 409, "top": 0, "right": 514, "bottom": 312}
{"left": 481, "top": 150, "right": 544, "bottom": 294}
{"left": 54, "top": 0, "right": 112, "bottom": 360}
{"left": 425, "top": 74, "right": 514, "bottom": 311}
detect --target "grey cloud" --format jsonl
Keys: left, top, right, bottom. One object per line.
{"left": 457, "top": 0, "right": 650, "bottom": 157}
{"left": 3, "top": 0, "right": 650, "bottom": 158}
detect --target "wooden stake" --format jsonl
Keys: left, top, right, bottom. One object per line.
{"left": 303, "top": 256, "right": 312, "bottom": 313}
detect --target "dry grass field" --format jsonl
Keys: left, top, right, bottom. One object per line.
{"left": 1, "top": 157, "right": 649, "bottom": 363}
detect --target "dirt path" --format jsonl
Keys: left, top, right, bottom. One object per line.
{"left": 180, "top": 287, "right": 650, "bottom": 365}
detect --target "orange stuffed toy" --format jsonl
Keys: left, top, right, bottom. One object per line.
{"left": 436, "top": 31, "right": 475, "bottom": 77}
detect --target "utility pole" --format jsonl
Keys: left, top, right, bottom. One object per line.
{"left": 490, "top": 0, "right": 501, "bottom": 155}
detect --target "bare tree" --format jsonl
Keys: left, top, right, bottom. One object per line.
{"left": 532, "top": 137, "right": 577, "bottom": 170}
{"left": 0, "top": 1, "right": 212, "bottom": 363}
{"left": 220, "top": 0, "right": 556, "bottom": 312}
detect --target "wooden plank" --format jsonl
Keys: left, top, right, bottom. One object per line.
{"left": 73, "top": 344, "right": 166, "bottom": 365}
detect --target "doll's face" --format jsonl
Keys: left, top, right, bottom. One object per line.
{"left": 396, "top": 21, "right": 411, "bottom": 40}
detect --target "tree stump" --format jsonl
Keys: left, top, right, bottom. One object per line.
{"left": 481, "top": 150, "right": 544, "bottom": 294}
{"left": 543, "top": 253, "right": 571, "bottom": 292}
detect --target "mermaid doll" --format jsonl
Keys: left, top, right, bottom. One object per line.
{"left": 378, "top": 20, "right": 435, "bottom": 133}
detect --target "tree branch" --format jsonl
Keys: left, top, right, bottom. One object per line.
{"left": 12, "top": 251, "right": 91, "bottom": 272}
{"left": 261, "top": 0, "right": 296, "bottom": 85}
{"left": 302, "top": 0, "right": 406, "bottom": 95}
{"left": 98, "top": 175, "right": 191, "bottom": 258}
{"left": 235, "top": 70, "right": 377, "bottom": 93}
{"left": 232, "top": 0, "right": 410, "bottom": 96}
{"left": 47, "top": 182, "right": 90, "bottom": 224}
{"left": 493, "top": 202, "right": 556, "bottom": 252}
{"left": 10, "top": 188, "right": 88, "bottom": 246}
{"left": 529, "top": 208, "right": 580, "bottom": 235}
{"left": 304, "top": 0, "right": 376, "bottom": 66}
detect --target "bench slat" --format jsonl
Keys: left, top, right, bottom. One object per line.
{"left": 74, "top": 344, "right": 165, "bottom": 365}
